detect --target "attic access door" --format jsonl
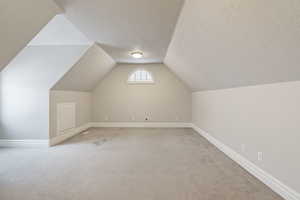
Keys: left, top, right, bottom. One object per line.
{"left": 57, "top": 102, "right": 76, "bottom": 135}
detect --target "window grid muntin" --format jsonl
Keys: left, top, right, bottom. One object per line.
{"left": 128, "top": 69, "right": 154, "bottom": 83}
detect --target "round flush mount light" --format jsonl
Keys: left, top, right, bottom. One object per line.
{"left": 130, "top": 51, "right": 143, "bottom": 59}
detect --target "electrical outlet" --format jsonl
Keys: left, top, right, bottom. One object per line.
{"left": 145, "top": 113, "right": 150, "bottom": 121}
{"left": 131, "top": 116, "right": 135, "bottom": 121}
{"left": 258, "top": 152, "right": 263, "bottom": 161}
{"left": 175, "top": 115, "right": 180, "bottom": 121}
{"left": 105, "top": 116, "right": 109, "bottom": 121}
{"left": 241, "top": 144, "right": 246, "bottom": 153}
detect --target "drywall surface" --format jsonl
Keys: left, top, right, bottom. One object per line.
{"left": 53, "top": 44, "right": 116, "bottom": 91}
{"left": 54, "top": 0, "right": 184, "bottom": 63}
{"left": 0, "top": 0, "right": 61, "bottom": 71}
{"left": 192, "top": 81, "right": 300, "bottom": 194}
{"left": 0, "top": 45, "right": 89, "bottom": 140}
{"left": 29, "top": 14, "right": 92, "bottom": 46}
{"left": 165, "top": 0, "right": 300, "bottom": 91}
{"left": 92, "top": 64, "right": 191, "bottom": 122}
{"left": 49, "top": 90, "right": 91, "bottom": 138}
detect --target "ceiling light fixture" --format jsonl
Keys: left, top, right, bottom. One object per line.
{"left": 131, "top": 51, "right": 143, "bottom": 59}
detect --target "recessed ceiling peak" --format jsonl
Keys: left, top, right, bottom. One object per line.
{"left": 53, "top": 0, "right": 185, "bottom": 63}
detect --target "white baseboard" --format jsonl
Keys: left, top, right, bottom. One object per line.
{"left": 191, "top": 124, "right": 300, "bottom": 200}
{"left": 89, "top": 122, "right": 192, "bottom": 128}
{"left": 49, "top": 123, "right": 91, "bottom": 146}
{"left": 1, "top": 123, "right": 192, "bottom": 148}
{"left": 0, "top": 140, "right": 49, "bottom": 148}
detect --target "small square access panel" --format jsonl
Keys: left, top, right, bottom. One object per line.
{"left": 57, "top": 102, "right": 76, "bottom": 135}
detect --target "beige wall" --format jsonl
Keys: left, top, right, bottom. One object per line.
{"left": 92, "top": 63, "right": 191, "bottom": 122}
{"left": 192, "top": 81, "right": 300, "bottom": 194}
{"left": 49, "top": 90, "right": 91, "bottom": 138}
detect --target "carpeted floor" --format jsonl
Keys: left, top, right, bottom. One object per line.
{"left": 0, "top": 128, "right": 283, "bottom": 200}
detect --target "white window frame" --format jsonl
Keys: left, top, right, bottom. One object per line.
{"left": 127, "top": 68, "right": 155, "bottom": 84}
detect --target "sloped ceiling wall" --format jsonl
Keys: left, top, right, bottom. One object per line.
{"left": 0, "top": 13, "right": 93, "bottom": 140}
{"left": 0, "top": 45, "right": 89, "bottom": 140}
{"left": 165, "top": 0, "right": 300, "bottom": 91}
{"left": 0, "top": 0, "right": 61, "bottom": 71}
{"left": 29, "top": 14, "right": 92, "bottom": 46}
{"left": 53, "top": 0, "right": 184, "bottom": 63}
{"left": 52, "top": 44, "right": 116, "bottom": 91}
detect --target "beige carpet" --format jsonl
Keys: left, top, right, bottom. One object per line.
{"left": 0, "top": 128, "right": 283, "bottom": 200}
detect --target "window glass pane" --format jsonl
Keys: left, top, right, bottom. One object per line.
{"left": 139, "top": 70, "right": 143, "bottom": 80}
{"left": 141, "top": 71, "right": 146, "bottom": 80}
{"left": 145, "top": 72, "right": 149, "bottom": 80}
{"left": 128, "top": 69, "right": 153, "bottom": 83}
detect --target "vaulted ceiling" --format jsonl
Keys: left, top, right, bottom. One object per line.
{"left": 166, "top": 0, "right": 300, "bottom": 91}
{"left": 53, "top": 44, "right": 115, "bottom": 91}
{"left": 0, "top": 0, "right": 61, "bottom": 71}
{"left": 1, "top": 0, "right": 300, "bottom": 92}
{"left": 29, "top": 14, "right": 92, "bottom": 46}
{"left": 53, "top": 0, "right": 184, "bottom": 63}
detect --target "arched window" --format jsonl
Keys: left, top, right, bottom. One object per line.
{"left": 128, "top": 69, "right": 154, "bottom": 84}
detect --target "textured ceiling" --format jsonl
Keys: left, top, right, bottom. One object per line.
{"left": 54, "top": 0, "right": 184, "bottom": 63}
{"left": 165, "top": 0, "right": 300, "bottom": 91}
